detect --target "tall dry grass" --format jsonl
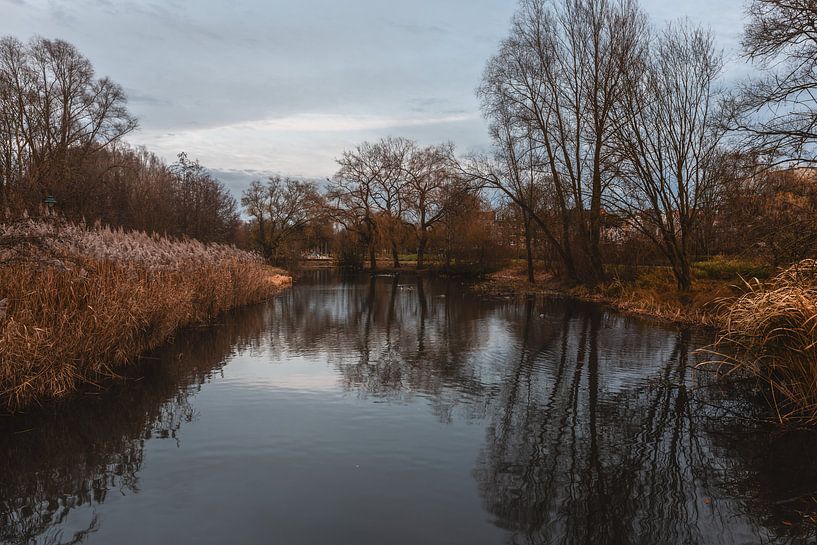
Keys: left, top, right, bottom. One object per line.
{"left": 708, "top": 259, "right": 817, "bottom": 423}
{"left": 0, "top": 220, "right": 290, "bottom": 411}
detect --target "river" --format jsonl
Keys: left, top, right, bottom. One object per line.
{"left": 1, "top": 270, "right": 816, "bottom": 545}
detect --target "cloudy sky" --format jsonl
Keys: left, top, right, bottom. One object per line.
{"left": 2, "top": 0, "right": 747, "bottom": 196}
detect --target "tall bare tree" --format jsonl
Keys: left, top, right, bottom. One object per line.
{"left": 370, "top": 137, "right": 411, "bottom": 268}
{"left": 475, "top": 0, "right": 645, "bottom": 285}
{"left": 467, "top": 86, "right": 577, "bottom": 282}
{"left": 609, "top": 23, "right": 724, "bottom": 292}
{"left": 327, "top": 142, "right": 384, "bottom": 271}
{"left": 401, "top": 142, "right": 456, "bottom": 269}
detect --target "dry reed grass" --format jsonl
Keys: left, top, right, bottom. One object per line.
{"left": 706, "top": 260, "right": 817, "bottom": 423}
{"left": 592, "top": 273, "right": 734, "bottom": 327}
{"left": 0, "top": 220, "right": 290, "bottom": 411}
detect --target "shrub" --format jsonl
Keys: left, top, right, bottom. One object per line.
{"left": 333, "top": 229, "right": 365, "bottom": 269}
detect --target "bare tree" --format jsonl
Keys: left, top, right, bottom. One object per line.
{"left": 241, "top": 176, "right": 322, "bottom": 261}
{"left": 475, "top": 0, "right": 645, "bottom": 285}
{"left": 0, "top": 37, "right": 29, "bottom": 207}
{"left": 727, "top": 0, "right": 817, "bottom": 164}
{"left": 609, "top": 22, "right": 724, "bottom": 292}
{"left": 370, "top": 137, "right": 411, "bottom": 268}
{"left": 0, "top": 37, "right": 137, "bottom": 208}
{"left": 241, "top": 180, "right": 268, "bottom": 254}
{"left": 327, "top": 142, "right": 384, "bottom": 271}
{"left": 401, "top": 142, "right": 456, "bottom": 269}
{"left": 466, "top": 92, "right": 576, "bottom": 282}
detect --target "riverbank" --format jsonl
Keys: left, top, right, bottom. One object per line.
{"left": 0, "top": 220, "right": 291, "bottom": 411}
{"left": 475, "top": 260, "right": 817, "bottom": 423}
{"left": 471, "top": 262, "right": 738, "bottom": 328}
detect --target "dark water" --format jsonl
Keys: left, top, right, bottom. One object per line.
{"left": 2, "top": 271, "right": 817, "bottom": 545}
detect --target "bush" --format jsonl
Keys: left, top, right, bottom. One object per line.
{"left": 333, "top": 229, "right": 365, "bottom": 269}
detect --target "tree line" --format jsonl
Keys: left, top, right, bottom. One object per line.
{"left": 0, "top": 37, "right": 240, "bottom": 243}
{"left": 3, "top": 0, "right": 817, "bottom": 290}
{"left": 240, "top": 137, "right": 508, "bottom": 273}
{"left": 463, "top": 0, "right": 817, "bottom": 292}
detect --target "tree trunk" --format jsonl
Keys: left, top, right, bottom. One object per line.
{"left": 524, "top": 218, "right": 534, "bottom": 283}
{"left": 368, "top": 241, "right": 377, "bottom": 272}
{"left": 674, "top": 255, "right": 692, "bottom": 293}
{"left": 560, "top": 218, "right": 578, "bottom": 284}
{"left": 416, "top": 234, "right": 427, "bottom": 270}
{"left": 587, "top": 217, "right": 605, "bottom": 285}
{"left": 588, "top": 154, "right": 606, "bottom": 285}
{"left": 391, "top": 241, "right": 400, "bottom": 268}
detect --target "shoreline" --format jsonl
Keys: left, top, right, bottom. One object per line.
{"left": 0, "top": 275, "right": 292, "bottom": 417}
{"left": 302, "top": 262, "right": 728, "bottom": 328}
{"left": 0, "top": 221, "right": 294, "bottom": 412}
{"left": 300, "top": 262, "right": 729, "bottom": 329}
{"left": 470, "top": 267, "right": 735, "bottom": 330}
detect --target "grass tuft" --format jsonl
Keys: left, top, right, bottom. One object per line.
{"left": 706, "top": 259, "right": 817, "bottom": 423}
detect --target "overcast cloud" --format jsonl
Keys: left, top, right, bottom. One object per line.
{"left": 1, "top": 0, "right": 748, "bottom": 196}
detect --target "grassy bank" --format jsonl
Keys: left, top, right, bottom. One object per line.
{"left": 472, "top": 261, "right": 743, "bottom": 327}
{"left": 0, "top": 220, "right": 290, "bottom": 411}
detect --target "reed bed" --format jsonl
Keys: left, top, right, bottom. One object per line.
{"left": 0, "top": 220, "right": 290, "bottom": 411}
{"left": 708, "top": 260, "right": 817, "bottom": 423}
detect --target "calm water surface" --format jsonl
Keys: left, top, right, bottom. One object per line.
{"left": 2, "top": 270, "right": 817, "bottom": 545}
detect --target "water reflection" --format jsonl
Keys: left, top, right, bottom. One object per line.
{"left": 1, "top": 271, "right": 817, "bottom": 544}
{"left": 0, "top": 308, "right": 272, "bottom": 545}
{"left": 264, "top": 271, "right": 498, "bottom": 419}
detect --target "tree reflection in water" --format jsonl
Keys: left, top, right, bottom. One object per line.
{"left": 2, "top": 271, "right": 817, "bottom": 545}
{"left": 262, "top": 271, "right": 498, "bottom": 421}
{"left": 0, "top": 306, "right": 272, "bottom": 545}
{"left": 268, "top": 273, "right": 817, "bottom": 544}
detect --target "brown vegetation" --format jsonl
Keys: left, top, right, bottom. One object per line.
{"left": 474, "top": 261, "right": 735, "bottom": 327}
{"left": 0, "top": 219, "right": 290, "bottom": 411}
{"left": 707, "top": 260, "right": 817, "bottom": 423}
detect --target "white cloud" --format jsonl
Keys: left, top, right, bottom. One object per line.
{"left": 197, "top": 112, "right": 475, "bottom": 134}
{"left": 2, "top": 0, "right": 748, "bottom": 191}
{"left": 133, "top": 112, "right": 482, "bottom": 179}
